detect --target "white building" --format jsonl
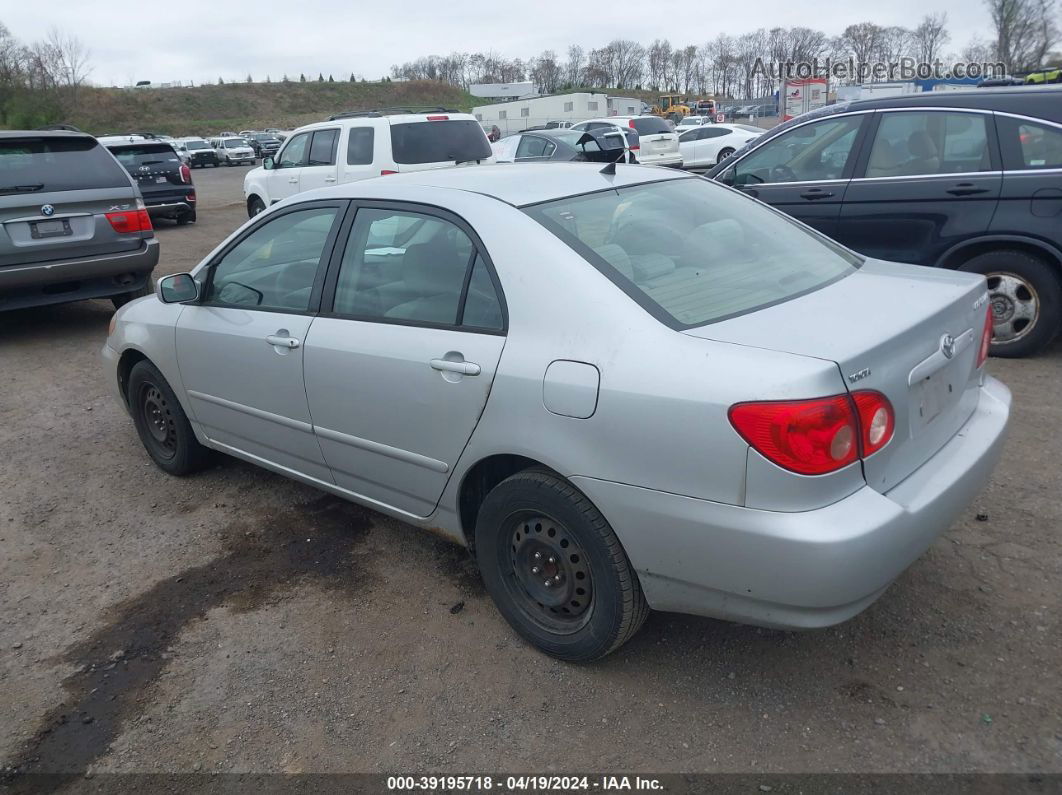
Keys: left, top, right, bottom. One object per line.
{"left": 473, "top": 92, "right": 644, "bottom": 135}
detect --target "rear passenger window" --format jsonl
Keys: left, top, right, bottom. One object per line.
{"left": 308, "top": 129, "right": 338, "bottom": 166}
{"left": 331, "top": 208, "right": 502, "bottom": 330}
{"left": 346, "top": 127, "right": 374, "bottom": 165}
{"left": 1016, "top": 121, "right": 1062, "bottom": 169}
{"left": 515, "top": 136, "right": 555, "bottom": 159}
{"left": 866, "top": 111, "right": 991, "bottom": 177}
{"left": 206, "top": 207, "right": 337, "bottom": 311}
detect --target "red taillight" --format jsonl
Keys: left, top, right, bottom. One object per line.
{"left": 105, "top": 208, "right": 152, "bottom": 234}
{"left": 851, "top": 391, "right": 895, "bottom": 457}
{"left": 977, "top": 305, "right": 993, "bottom": 368}
{"left": 179, "top": 164, "right": 191, "bottom": 184}
{"left": 380, "top": 169, "right": 398, "bottom": 175}
{"left": 426, "top": 115, "right": 449, "bottom": 121}
{"left": 187, "top": 191, "right": 197, "bottom": 203}
{"left": 729, "top": 390, "right": 895, "bottom": 476}
{"left": 627, "top": 120, "right": 640, "bottom": 150}
{"left": 729, "top": 395, "right": 858, "bottom": 475}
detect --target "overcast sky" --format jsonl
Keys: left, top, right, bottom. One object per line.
{"left": 4, "top": 0, "right": 991, "bottom": 87}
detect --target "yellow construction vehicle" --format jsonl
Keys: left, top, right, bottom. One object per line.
{"left": 654, "top": 95, "right": 691, "bottom": 121}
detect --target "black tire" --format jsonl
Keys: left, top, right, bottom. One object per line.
{"left": 247, "top": 196, "right": 266, "bottom": 218}
{"left": 127, "top": 360, "right": 210, "bottom": 476}
{"left": 958, "top": 249, "right": 1062, "bottom": 358}
{"left": 111, "top": 277, "right": 153, "bottom": 309}
{"left": 475, "top": 468, "right": 649, "bottom": 661}
{"left": 716, "top": 147, "right": 735, "bottom": 164}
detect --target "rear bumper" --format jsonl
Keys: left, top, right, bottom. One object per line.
{"left": 143, "top": 198, "right": 194, "bottom": 218}
{"left": 571, "top": 376, "right": 1011, "bottom": 629}
{"left": 0, "top": 239, "right": 159, "bottom": 310}
{"left": 637, "top": 153, "right": 683, "bottom": 167}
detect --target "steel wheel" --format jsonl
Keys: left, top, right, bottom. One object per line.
{"left": 504, "top": 512, "right": 594, "bottom": 634}
{"left": 987, "top": 271, "right": 1039, "bottom": 344}
{"left": 138, "top": 383, "right": 177, "bottom": 460}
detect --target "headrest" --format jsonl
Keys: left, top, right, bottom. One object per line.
{"left": 908, "top": 130, "right": 938, "bottom": 159}
{"left": 402, "top": 240, "right": 464, "bottom": 295}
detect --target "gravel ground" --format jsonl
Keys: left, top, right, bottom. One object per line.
{"left": 1, "top": 164, "right": 1060, "bottom": 781}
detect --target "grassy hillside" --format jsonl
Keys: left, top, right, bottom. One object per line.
{"left": 53, "top": 80, "right": 475, "bottom": 136}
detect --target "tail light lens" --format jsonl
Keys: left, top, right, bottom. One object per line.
{"left": 729, "top": 391, "right": 895, "bottom": 476}
{"left": 187, "top": 191, "right": 197, "bottom": 203}
{"left": 106, "top": 206, "right": 152, "bottom": 234}
{"left": 851, "top": 391, "right": 895, "bottom": 457}
{"left": 179, "top": 164, "right": 191, "bottom": 184}
{"left": 426, "top": 115, "right": 449, "bottom": 121}
{"left": 627, "top": 120, "right": 640, "bottom": 150}
{"left": 976, "top": 305, "right": 993, "bottom": 368}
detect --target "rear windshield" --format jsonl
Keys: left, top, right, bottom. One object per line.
{"left": 524, "top": 178, "right": 862, "bottom": 328}
{"left": 389, "top": 120, "right": 492, "bottom": 165}
{"left": 184, "top": 139, "right": 211, "bottom": 149}
{"left": 0, "top": 137, "right": 129, "bottom": 193}
{"left": 631, "top": 117, "right": 673, "bottom": 135}
{"left": 108, "top": 143, "right": 181, "bottom": 168}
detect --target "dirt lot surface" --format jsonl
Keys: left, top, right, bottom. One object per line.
{"left": 1, "top": 165, "right": 1060, "bottom": 782}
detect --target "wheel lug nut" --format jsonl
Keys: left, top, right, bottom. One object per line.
{"left": 544, "top": 580, "right": 552, "bottom": 588}
{"left": 554, "top": 576, "right": 562, "bottom": 584}
{"left": 533, "top": 552, "right": 542, "bottom": 560}
{"left": 548, "top": 556, "right": 556, "bottom": 564}
{"left": 531, "top": 566, "right": 540, "bottom": 575}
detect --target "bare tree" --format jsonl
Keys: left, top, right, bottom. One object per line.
{"left": 841, "top": 22, "right": 886, "bottom": 79}
{"left": 564, "top": 45, "right": 584, "bottom": 87}
{"left": 45, "top": 27, "right": 91, "bottom": 91}
{"left": 986, "top": 0, "right": 1059, "bottom": 70}
{"left": 913, "top": 13, "right": 951, "bottom": 64}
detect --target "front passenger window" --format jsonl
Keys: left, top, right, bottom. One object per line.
{"left": 206, "top": 207, "right": 337, "bottom": 311}
{"left": 276, "top": 133, "right": 309, "bottom": 168}
{"left": 729, "top": 115, "right": 863, "bottom": 185}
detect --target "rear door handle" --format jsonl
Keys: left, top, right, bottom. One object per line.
{"left": 266, "top": 333, "right": 300, "bottom": 349}
{"left": 430, "top": 359, "right": 481, "bottom": 376}
{"left": 324, "top": 176, "right": 337, "bottom": 183}
{"left": 800, "top": 189, "right": 834, "bottom": 200}
{"left": 947, "top": 183, "right": 990, "bottom": 196}
{"left": 288, "top": 177, "right": 298, "bottom": 184}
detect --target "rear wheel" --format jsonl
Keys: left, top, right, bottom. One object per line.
{"left": 111, "top": 277, "right": 153, "bottom": 309}
{"left": 959, "top": 249, "right": 1061, "bottom": 358}
{"left": 475, "top": 468, "right": 649, "bottom": 661}
{"left": 715, "top": 147, "right": 735, "bottom": 164}
{"left": 176, "top": 209, "right": 196, "bottom": 225}
{"left": 127, "top": 360, "right": 210, "bottom": 475}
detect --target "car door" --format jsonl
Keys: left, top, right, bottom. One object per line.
{"left": 990, "top": 113, "right": 1062, "bottom": 246}
{"left": 836, "top": 109, "right": 1002, "bottom": 265}
{"left": 297, "top": 128, "right": 340, "bottom": 192}
{"left": 303, "top": 203, "right": 507, "bottom": 518}
{"left": 175, "top": 201, "right": 345, "bottom": 482}
{"left": 699, "top": 126, "right": 735, "bottom": 165}
{"left": 514, "top": 134, "right": 557, "bottom": 162}
{"left": 716, "top": 113, "right": 869, "bottom": 239}
{"left": 678, "top": 128, "right": 703, "bottom": 167}
{"left": 266, "top": 131, "right": 310, "bottom": 203}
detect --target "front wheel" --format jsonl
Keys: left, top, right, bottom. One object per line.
{"left": 475, "top": 468, "right": 649, "bottom": 661}
{"left": 127, "top": 360, "right": 210, "bottom": 475}
{"left": 247, "top": 196, "right": 266, "bottom": 218}
{"left": 959, "top": 249, "right": 1061, "bottom": 358}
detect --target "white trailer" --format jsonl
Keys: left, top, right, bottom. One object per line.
{"left": 473, "top": 92, "right": 643, "bottom": 136}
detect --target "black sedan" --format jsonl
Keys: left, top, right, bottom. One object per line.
{"left": 492, "top": 128, "right": 638, "bottom": 164}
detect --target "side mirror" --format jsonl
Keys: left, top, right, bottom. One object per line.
{"left": 263, "top": 156, "right": 275, "bottom": 170}
{"left": 156, "top": 273, "right": 199, "bottom": 304}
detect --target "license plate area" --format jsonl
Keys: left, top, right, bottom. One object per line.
{"left": 30, "top": 219, "right": 72, "bottom": 239}
{"left": 912, "top": 366, "right": 958, "bottom": 431}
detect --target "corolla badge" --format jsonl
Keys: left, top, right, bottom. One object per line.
{"left": 940, "top": 333, "right": 956, "bottom": 359}
{"left": 40, "top": 204, "right": 55, "bottom": 216}
{"left": 847, "top": 367, "right": 872, "bottom": 383}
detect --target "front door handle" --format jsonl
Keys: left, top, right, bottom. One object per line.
{"left": 947, "top": 183, "right": 990, "bottom": 196}
{"left": 324, "top": 176, "right": 337, "bottom": 183}
{"left": 800, "top": 189, "right": 835, "bottom": 200}
{"left": 266, "top": 333, "right": 300, "bottom": 349}
{"left": 288, "top": 177, "right": 298, "bottom": 184}
{"left": 430, "top": 359, "right": 481, "bottom": 376}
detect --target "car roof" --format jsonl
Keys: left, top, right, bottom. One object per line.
{"left": 837, "top": 84, "right": 1062, "bottom": 120}
{"left": 328, "top": 162, "right": 689, "bottom": 207}
{"left": 0, "top": 130, "right": 97, "bottom": 141}
{"left": 291, "top": 111, "right": 478, "bottom": 135}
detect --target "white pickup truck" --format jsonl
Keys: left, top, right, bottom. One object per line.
{"left": 242, "top": 109, "right": 493, "bottom": 217}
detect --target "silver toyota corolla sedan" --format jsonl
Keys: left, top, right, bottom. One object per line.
{"left": 102, "top": 163, "right": 1011, "bottom": 661}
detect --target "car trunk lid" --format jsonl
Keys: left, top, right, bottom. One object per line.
{"left": 684, "top": 259, "right": 989, "bottom": 492}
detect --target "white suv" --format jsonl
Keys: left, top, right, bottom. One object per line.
{"left": 570, "top": 116, "right": 682, "bottom": 168}
{"left": 243, "top": 109, "right": 493, "bottom": 216}
{"left": 214, "top": 136, "right": 257, "bottom": 166}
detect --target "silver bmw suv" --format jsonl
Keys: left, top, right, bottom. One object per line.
{"left": 0, "top": 130, "right": 160, "bottom": 311}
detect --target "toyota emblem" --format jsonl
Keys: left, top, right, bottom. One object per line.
{"left": 40, "top": 204, "right": 55, "bottom": 217}
{"left": 940, "top": 333, "right": 956, "bottom": 359}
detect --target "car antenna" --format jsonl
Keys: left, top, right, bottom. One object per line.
{"left": 599, "top": 161, "right": 617, "bottom": 176}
